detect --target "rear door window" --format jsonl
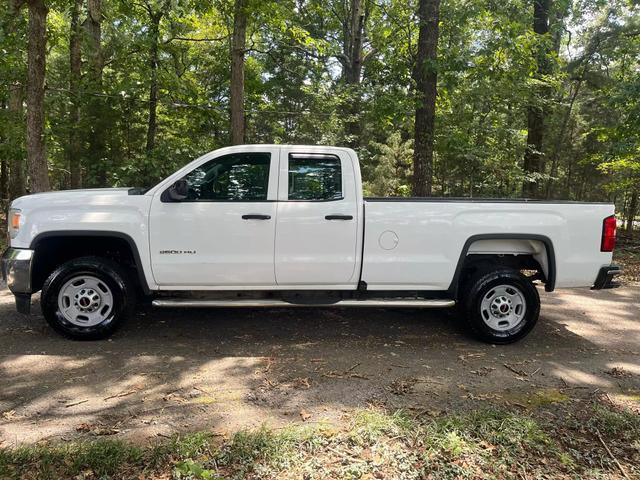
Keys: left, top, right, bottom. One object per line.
{"left": 287, "top": 154, "right": 342, "bottom": 201}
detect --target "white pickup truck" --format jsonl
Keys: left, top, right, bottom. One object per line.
{"left": 2, "top": 145, "right": 621, "bottom": 343}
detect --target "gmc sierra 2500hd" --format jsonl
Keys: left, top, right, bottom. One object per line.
{"left": 2, "top": 145, "right": 621, "bottom": 343}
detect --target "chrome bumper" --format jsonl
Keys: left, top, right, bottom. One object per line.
{"left": 1, "top": 248, "right": 34, "bottom": 313}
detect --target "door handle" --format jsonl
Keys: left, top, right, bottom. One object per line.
{"left": 325, "top": 214, "right": 353, "bottom": 220}
{"left": 242, "top": 214, "right": 271, "bottom": 220}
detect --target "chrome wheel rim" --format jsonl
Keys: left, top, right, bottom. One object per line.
{"left": 57, "top": 275, "right": 113, "bottom": 327}
{"left": 480, "top": 284, "right": 526, "bottom": 331}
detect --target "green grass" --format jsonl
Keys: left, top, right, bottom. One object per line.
{"left": 0, "top": 439, "right": 144, "bottom": 479}
{"left": 587, "top": 402, "right": 640, "bottom": 437}
{"left": 1, "top": 402, "right": 638, "bottom": 479}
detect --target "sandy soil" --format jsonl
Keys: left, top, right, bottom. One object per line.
{"left": 0, "top": 283, "right": 638, "bottom": 445}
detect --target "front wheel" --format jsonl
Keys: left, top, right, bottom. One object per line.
{"left": 41, "top": 256, "right": 134, "bottom": 340}
{"left": 463, "top": 268, "right": 540, "bottom": 344}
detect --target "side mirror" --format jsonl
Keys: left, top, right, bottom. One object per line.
{"left": 168, "top": 179, "right": 189, "bottom": 201}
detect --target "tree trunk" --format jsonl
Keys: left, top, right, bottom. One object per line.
{"left": 627, "top": 188, "right": 638, "bottom": 239}
{"left": 26, "top": 0, "right": 50, "bottom": 193}
{"left": 8, "top": 82, "right": 26, "bottom": 200}
{"left": 522, "top": 0, "right": 551, "bottom": 198}
{"left": 85, "top": 0, "right": 107, "bottom": 186}
{"left": 0, "top": 160, "right": 6, "bottom": 202}
{"left": 412, "top": 0, "right": 440, "bottom": 197}
{"left": 545, "top": 77, "right": 582, "bottom": 199}
{"left": 342, "top": 0, "right": 366, "bottom": 148}
{"left": 0, "top": 97, "right": 5, "bottom": 202}
{"left": 68, "top": 0, "right": 82, "bottom": 188}
{"left": 230, "top": 0, "right": 247, "bottom": 145}
{"left": 0, "top": 94, "right": 7, "bottom": 199}
{"left": 146, "top": 13, "right": 161, "bottom": 153}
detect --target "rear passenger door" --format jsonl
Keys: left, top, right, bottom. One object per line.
{"left": 275, "top": 149, "right": 359, "bottom": 286}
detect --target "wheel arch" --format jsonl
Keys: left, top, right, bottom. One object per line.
{"left": 447, "top": 233, "right": 556, "bottom": 300}
{"left": 29, "top": 230, "right": 150, "bottom": 294}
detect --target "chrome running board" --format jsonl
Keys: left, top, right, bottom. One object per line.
{"left": 152, "top": 298, "right": 456, "bottom": 308}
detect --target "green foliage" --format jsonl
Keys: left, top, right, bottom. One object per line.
{"left": 0, "top": 0, "right": 638, "bottom": 215}
{"left": 363, "top": 132, "right": 413, "bottom": 197}
{"left": 0, "top": 439, "right": 143, "bottom": 479}
{"left": 587, "top": 403, "right": 640, "bottom": 438}
{"left": 174, "top": 459, "right": 221, "bottom": 480}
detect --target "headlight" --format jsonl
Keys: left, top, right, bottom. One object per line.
{"left": 8, "top": 208, "right": 22, "bottom": 239}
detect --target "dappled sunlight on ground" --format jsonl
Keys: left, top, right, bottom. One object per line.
{"left": 0, "top": 284, "right": 638, "bottom": 445}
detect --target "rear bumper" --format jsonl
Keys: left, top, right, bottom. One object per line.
{"left": 1, "top": 248, "right": 34, "bottom": 313}
{"left": 591, "top": 264, "right": 622, "bottom": 290}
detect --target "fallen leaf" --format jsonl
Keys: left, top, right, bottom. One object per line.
{"left": 300, "top": 409, "right": 311, "bottom": 421}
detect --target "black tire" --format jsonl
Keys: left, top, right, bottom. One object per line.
{"left": 462, "top": 268, "right": 540, "bottom": 344}
{"left": 41, "top": 256, "right": 134, "bottom": 340}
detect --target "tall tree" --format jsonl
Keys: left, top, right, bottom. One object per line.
{"left": 84, "top": 0, "right": 107, "bottom": 185}
{"left": 339, "top": 0, "right": 368, "bottom": 147}
{"left": 412, "top": 0, "right": 440, "bottom": 197}
{"left": 0, "top": 97, "right": 7, "bottom": 200}
{"left": 142, "top": 0, "right": 172, "bottom": 153}
{"left": 8, "top": 82, "right": 27, "bottom": 199}
{"left": 0, "top": 161, "right": 6, "bottom": 202}
{"left": 25, "top": 0, "right": 51, "bottom": 192}
{"left": 627, "top": 189, "right": 638, "bottom": 238}
{"left": 522, "top": 0, "right": 551, "bottom": 198}
{"left": 230, "top": 0, "right": 247, "bottom": 145}
{"left": 68, "top": 0, "right": 82, "bottom": 188}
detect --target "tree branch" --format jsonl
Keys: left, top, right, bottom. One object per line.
{"left": 164, "top": 35, "right": 229, "bottom": 44}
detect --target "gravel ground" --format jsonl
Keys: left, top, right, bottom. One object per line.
{"left": 0, "top": 282, "right": 638, "bottom": 445}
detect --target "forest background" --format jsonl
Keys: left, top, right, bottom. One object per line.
{"left": 1, "top": 0, "right": 639, "bottom": 234}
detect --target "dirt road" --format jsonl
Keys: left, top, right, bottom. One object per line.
{"left": 1, "top": 284, "right": 638, "bottom": 445}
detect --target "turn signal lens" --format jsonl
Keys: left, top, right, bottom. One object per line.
{"left": 8, "top": 208, "right": 21, "bottom": 239}
{"left": 601, "top": 215, "right": 616, "bottom": 252}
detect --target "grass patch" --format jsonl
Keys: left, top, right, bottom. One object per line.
{"left": 587, "top": 402, "right": 640, "bottom": 438}
{"left": 1, "top": 403, "right": 638, "bottom": 479}
{"left": 349, "top": 407, "right": 414, "bottom": 443}
{"left": 215, "top": 424, "right": 328, "bottom": 477}
{"left": 417, "top": 408, "right": 557, "bottom": 477}
{"left": 0, "top": 439, "right": 143, "bottom": 479}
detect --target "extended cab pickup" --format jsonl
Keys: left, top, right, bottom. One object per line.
{"left": 2, "top": 145, "right": 621, "bottom": 343}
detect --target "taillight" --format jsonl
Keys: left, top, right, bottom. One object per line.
{"left": 601, "top": 215, "right": 616, "bottom": 252}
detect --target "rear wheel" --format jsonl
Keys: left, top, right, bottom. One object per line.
{"left": 463, "top": 268, "right": 540, "bottom": 344}
{"left": 41, "top": 256, "right": 134, "bottom": 340}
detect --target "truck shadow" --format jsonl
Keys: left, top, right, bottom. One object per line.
{"left": 0, "top": 286, "right": 638, "bottom": 444}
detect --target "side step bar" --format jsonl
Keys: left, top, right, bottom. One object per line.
{"left": 152, "top": 298, "right": 456, "bottom": 308}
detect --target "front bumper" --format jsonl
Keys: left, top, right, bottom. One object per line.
{"left": 591, "top": 264, "right": 622, "bottom": 290}
{"left": 1, "top": 248, "right": 34, "bottom": 313}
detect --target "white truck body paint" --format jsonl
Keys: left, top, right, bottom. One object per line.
{"left": 10, "top": 188, "right": 155, "bottom": 288}
{"left": 362, "top": 201, "right": 612, "bottom": 289}
{"left": 8, "top": 145, "right": 614, "bottom": 293}
{"left": 149, "top": 146, "right": 281, "bottom": 286}
{"left": 274, "top": 146, "right": 363, "bottom": 285}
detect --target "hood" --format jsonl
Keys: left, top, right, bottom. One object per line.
{"left": 7, "top": 188, "right": 153, "bottom": 250}
{"left": 10, "top": 188, "right": 134, "bottom": 209}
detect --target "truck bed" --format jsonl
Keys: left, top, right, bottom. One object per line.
{"left": 361, "top": 198, "right": 614, "bottom": 291}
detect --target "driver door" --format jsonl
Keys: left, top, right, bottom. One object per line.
{"left": 149, "top": 148, "right": 280, "bottom": 287}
